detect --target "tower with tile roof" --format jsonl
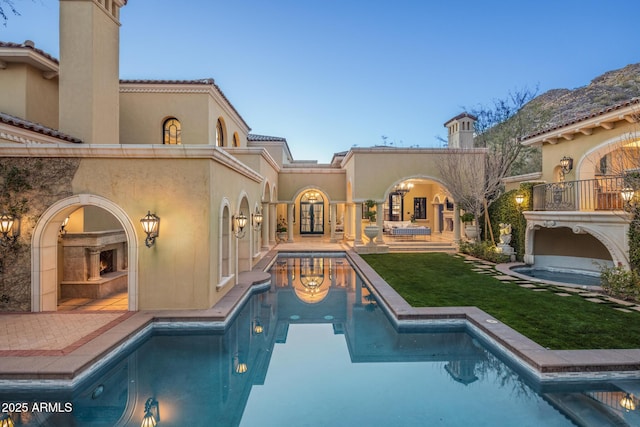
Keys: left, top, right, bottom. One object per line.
{"left": 444, "top": 112, "right": 476, "bottom": 149}
{"left": 59, "top": 0, "right": 127, "bottom": 144}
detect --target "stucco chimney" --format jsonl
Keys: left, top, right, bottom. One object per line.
{"left": 58, "top": 0, "right": 126, "bottom": 144}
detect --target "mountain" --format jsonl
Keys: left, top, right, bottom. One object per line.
{"left": 526, "top": 63, "right": 640, "bottom": 129}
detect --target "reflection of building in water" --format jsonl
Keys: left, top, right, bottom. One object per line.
{"left": 543, "top": 389, "right": 640, "bottom": 426}
{"left": 445, "top": 360, "right": 479, "bottom": 385}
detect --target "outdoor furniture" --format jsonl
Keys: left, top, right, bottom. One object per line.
{"left": 390, "top": 226, "right": 431, "bottom": 240}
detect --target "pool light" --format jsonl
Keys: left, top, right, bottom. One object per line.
{"left": 140, "top": 211, "right": 160, "bottom": 248}
{"left": 141, "top": 397, "right": 160, "bottom": 427}
{"left": 233, "top": 211, "right": 248, "bottom": 238}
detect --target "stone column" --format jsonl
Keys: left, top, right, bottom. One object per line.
{"left": 329, "top": 203, "right": 337, "bottom": 242}
{"left": 287, "top": 203, "right": 295, "bottom": 242}
{"left": 262, "top": 202, "right": 270, "bottom": 250}
{"left": 88, "top": 247, "right": 102, "bottom": 281}
{"left": 345, "top": 203, "right": 353, "bottom": 240}
{"left": 355, "top": 203, "right": 363, "bottom": 245}
{"left": 269, "top": 203, "right": 276, "bottom": 245}
{"left": 375, "top": 202, "right": 385, "bottom": 243}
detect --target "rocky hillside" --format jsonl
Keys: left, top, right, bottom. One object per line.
{"left": 526, "top": 63, "right": 640, "bottom": 128}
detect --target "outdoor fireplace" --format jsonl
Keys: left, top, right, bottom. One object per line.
{"left": 61, "top": 230, "right": 128, "bottom": 298}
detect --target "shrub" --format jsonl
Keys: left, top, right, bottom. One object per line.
{"left": 459, "top": 240, "right": 511, "bottom": 264}
{"left": 600, "top": 264, "right": 640, "bottom": 301}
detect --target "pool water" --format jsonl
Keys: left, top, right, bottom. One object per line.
{"left": 2, "top": 254, "right": 639, "bottom": 426}
{"left": 511, "top": 266, "right": 602, "bottom": 287}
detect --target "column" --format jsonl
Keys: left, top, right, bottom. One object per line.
{"left": 453, "top": 204, "right": 461, "bottom": 242}
{"left": 88, "top": 247, "right": 102, "bottom": 281}
{"left": 329, "top": 203, "right": 337, "bottom": 242}
{"left": 269, "top": 203, "right": 276, "bottom": 245}
{"left": 262, "top": 202, "right": 270, "bottom": 250}
{"left": 375, "top": 202, "right": 385, "bottom": 243}
{"left": 287, "top": 203, "right": 294, "bottom": 242}
{"left": 345, "top": 203, "right": 353, "bottom": 240}
{"left": 354, "top": 203, "right": 363, "bottom": 245}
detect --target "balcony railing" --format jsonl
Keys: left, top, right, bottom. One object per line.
{"left": 532, "top": 176, "right": 627, "bottom": 211}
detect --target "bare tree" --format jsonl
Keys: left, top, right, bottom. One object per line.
{"left": 438, "top": 88, "right": 546, "bottom": 240}
{"left": 0, "top": 0, "right": 18, "bottom": 25}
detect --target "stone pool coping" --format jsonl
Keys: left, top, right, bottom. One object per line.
{"left": 1, "top": 248, "right": 639, "bottom": 382}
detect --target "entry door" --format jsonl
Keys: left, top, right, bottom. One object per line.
{"left": 300, "top": 202, "right": 324, "bottom": 234}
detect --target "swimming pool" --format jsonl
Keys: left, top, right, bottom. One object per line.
{"left": 1, "top": 254, "right": 638, "bottom": 426}
{"left": 510, "top": 266, "right": 602, "bottom": 287}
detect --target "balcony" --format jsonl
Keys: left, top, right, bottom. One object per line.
{"left": 532, "top": 176, "right": 629, "bottom": 211}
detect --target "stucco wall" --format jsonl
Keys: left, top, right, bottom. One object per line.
{"left": 533, "top": 227, "right": 612, "bottom": 260}
{"left": 278, "top": 170, "right": 346, "bottom": 202}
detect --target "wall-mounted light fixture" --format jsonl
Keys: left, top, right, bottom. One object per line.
{"left": 233, "top": 211, "right": 247, "bottom": 238}
{"left": 0, "top": 412, "right": 14, "bottom": 427}
{"left": 621, "top": 187, "right": 635, "bottom": 204}
{"left": 141, "top": 397, "right": 160, "bottom": 427}
{"left": 559, "top": 156, "right": 573, "bottom": 175}
{"left": 59, "top": 216, "right": 70, "bottom": 237}
{"left": 140, "top": 211, "right": 160, "bottom": 248}
{"left": 252, "top": 210, "right": 263, "bottom": 230}
{"left": 515, "top": 194, "right": 525, "bottom": 206}
{"left": 0, "top": 213, "right": 19, "bottom": 245}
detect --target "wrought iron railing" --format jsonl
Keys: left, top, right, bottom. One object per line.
{"left": 532, "top": 176, "right": 627, "bottom": 211}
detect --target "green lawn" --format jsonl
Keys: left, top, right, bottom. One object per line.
{"left": 361, "top": 252, "right": 640, "bottom": 350}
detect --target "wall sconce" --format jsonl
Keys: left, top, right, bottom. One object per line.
{"left": 59, "top": 216, "right": 70, "bottom": 237}
{"left": 515, "top": 194, "right": 525, "bottom": 206}
{"left": 621, "top": 187, "right": 635, "bottom": 204}
{"left": 0, "top": 412, "right": 14, "bottom": 427}
{"left": 559, "top": 156, "right": 573, "bottom": 175}
{"left": 140, "top": 211, "right": 160, "bottom": 248}
{"left": 233, "top": 354, "right": 248, "bottom": 374}
{"left": 233, "top": 211, "right": 247, "bottom": 238}
{"left": 141, "top": 397, "right": 160, "bottom": 427}
{"left": 252, "top": 210, "right": 263, "bottom": 230}
{"left": 0, "top": 213, "right": 19, "bottom": 245}
{"left": 620, "top": 393, "right": 636, "bottom": 411}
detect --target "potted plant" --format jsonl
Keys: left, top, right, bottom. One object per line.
{"left": 277, "top": 216, "right": 288, "bottom": 241}
{"left": 363, "top": 200, "right": 379, "bottom": 245}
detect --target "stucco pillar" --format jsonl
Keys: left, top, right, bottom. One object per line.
{"left": 329, "top": 203, "right": 337, "bottom": 242}
{"left": 345, "top": 203, "right": 354, "bottom": 240}
{"left": 375, "top": 202, "right": 385, "bottom": 243}
{"left": 287, "top": 203, "right": 295, "bottom": 242}
{"left": 453, "top": 204, "right": 461, "bottom": 242}
{"left": 269, "top": 203, "right": 276, "bottom": 245}
{"left": 262, "top": 202, "right": 270, "bottom": 250}
{"left": 88, "top": 248, "right": 102, "bottom": 281}
{"left": 355, "top": 203, "right": 363, "bottom": 245}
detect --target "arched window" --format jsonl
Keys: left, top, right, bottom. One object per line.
{"left": 233, "top": 133, "right": 239, "bottom": 147}
{"left": 216, "top": 119, "right": 224, "bottom": 147}
{"left": 163, "top": 118, "right": 181, "bottom": 145}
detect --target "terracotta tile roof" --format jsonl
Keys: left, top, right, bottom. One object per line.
{"left": 444, "top": 112, "right": 477, "bottom": 127}
{"left": 247, "top": 134, "right": 287, "bottom": 142}
{"left": 120, "top": 78, "right": 250, "bottom": 130}
{"left": 0, "top": 40, "right": 58, "bottom": 64}
{"left": 521, "top": 97, "right": 640, "bottom": 141}
{"left": 0, "top": 112, "right": 82, "bottom": 143}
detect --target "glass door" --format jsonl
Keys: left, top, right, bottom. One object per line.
{"left": 300, "top": 192, "right": 324, "bottom": 235}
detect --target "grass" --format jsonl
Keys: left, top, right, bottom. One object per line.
{"left": 361, "top": 252, "right": 640, "bottom": 350}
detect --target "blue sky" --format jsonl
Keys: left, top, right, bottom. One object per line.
{"left": 2, "top": 0, "right": 639, "bottom": 162}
